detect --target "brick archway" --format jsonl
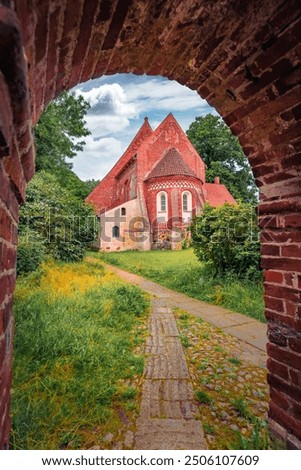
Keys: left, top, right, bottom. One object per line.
{"left": 0, "top": 0, "right": 300, "bottom": 449}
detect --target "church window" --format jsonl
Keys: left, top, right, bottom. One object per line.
{"left": 183, "top": 193, "right": 188, "bottom": 211}
{"left": 160, "top": 193, "right": 166, "bottom": 211}
{"left": 157, "top": 191, "right": 167, "bottom": 212}
{"left": 112, "top": 226, "right": 120, "bottom": 238}
{"left": 157, "top": 191, "right": 168, "bottom": 221}
{"left": 182, "top": 191, "right": 192, "bottom": 212}
{"left": 121, "top": 207, "right": 126, "bottom": 216}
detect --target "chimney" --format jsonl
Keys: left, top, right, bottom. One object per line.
{"left": 214, "top": 176, "right": 220, "bottom": 184}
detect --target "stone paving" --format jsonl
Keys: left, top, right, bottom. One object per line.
{"left": 106, "top": 264, "right": 267, "bottom": 368}
{"left": 102, "top": 264, "right": 268, "bottom": 449}
{"left": 134, "top": 300, "right": 207, "bottom": 449}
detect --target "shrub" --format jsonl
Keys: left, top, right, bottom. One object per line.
{"left": 19, "top": 171, "right": 99, "bottom": 264}
{"left": 17, "top": 233, "right": 46, "bottom": 275}
{"left": 53, "top": 239, "right": 85, "bottom": 262}
{"left": 191, "top": 203, "right": 260, "bottom": 280}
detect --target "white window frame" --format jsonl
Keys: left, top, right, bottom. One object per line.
{"left": 182, "top": 191, "right": 192, "bottom": 221}
{"left": 157, "top": 191, "right": 168, "bottom": 221}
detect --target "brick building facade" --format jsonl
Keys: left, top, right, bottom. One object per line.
{"left": 87, "top": 114, "right": 236, "bottom": 251}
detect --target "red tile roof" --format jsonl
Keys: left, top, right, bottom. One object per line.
{"left": 145, "top": 147, "right": 197, "bottom": 180}
{"left": 203, "top": 182, "right": 237, "bottom": 206}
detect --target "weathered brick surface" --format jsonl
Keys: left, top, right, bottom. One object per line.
{"left": 0, "top": 0, "right": 300, "bottom": 449}
{"left": 135, "top": 301, "right": 207, "bottom": 449}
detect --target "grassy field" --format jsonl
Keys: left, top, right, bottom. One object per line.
{"left": 96, "top": 249, "right": 265, "bottom": 323}
{"left": 11, "top": 258, "right": 149, "bottom": 450}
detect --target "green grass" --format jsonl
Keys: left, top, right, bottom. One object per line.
{"left": 195, "top": 390, "right": 213, "bottom": 405}
{"left": 228, "top": 357, "right": 242, "bottom": 366}
{"left": 11, "top": 260, "right": 149, "bottom": 449}
{"left": 231, "top": 397, "right": 251, "bottom": 419}
{"left": 93, "top": 249, "right": 265, "bottom": 322}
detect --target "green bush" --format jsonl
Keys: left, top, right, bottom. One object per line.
{"left": 191, "top": 203, "right": 260, "bottom": 280}
{"left": 17, "top": 234, "right": 46, "bottom": 275}
{"left": 53, "top": 239, "right": 85, "bottom": 262}
{"left": 19, "top": 171, "right": 99, "bottom": 264}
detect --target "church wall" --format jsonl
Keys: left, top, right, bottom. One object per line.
{"left": 145, "top": 175, "right": 203, "bottom": 242}
{"left": 99, "top": 198, "right": 151, "bottom": 252}
{"left": 114, "top": 161, "right": 137, "bottom": 207}
{"left": 86, "top": 173, "right": 117, "bottom": 215}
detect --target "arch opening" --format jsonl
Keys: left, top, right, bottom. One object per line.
{"left": 0, "top": 0, "right": 300, "bottom": 450}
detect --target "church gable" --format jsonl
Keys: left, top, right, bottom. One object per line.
{"left": 136, "top": 113, "right": 206, "bottom": 184}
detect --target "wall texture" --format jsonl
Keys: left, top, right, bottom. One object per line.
{"left": 0, "top": 0, "right": 301, "bottom": 449}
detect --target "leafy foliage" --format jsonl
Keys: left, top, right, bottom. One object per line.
{"left": 18, "top": 172, "right": 99, "bottom": 272}
{"left": 17, "top": 231, "right": 46, "bottom": 275}
{"left": 191, "top": 203, "right": 261, "bottom": 280}
{"left": 18, "top": 90, "right": 100, "bottom": 273}
{"left": 186, "top": 114, "right": 257, "bottom": 203}
{"left": 34, "top": 91, "right": 91, "bottom": 173}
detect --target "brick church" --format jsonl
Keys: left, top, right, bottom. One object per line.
{"left": 87, "top": 113, "right": 236, "bottom": 251}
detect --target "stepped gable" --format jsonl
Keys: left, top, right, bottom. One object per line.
{"left": 145, "top": 147, "right": 198, "bottom": 180}
{"left": 203, "top": 182, "right": 236, "bottom": 206}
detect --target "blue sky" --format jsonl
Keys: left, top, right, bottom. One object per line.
{"left": 72, "top": 74, "right": 216, "bottom": 181}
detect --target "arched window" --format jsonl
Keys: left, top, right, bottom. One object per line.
{"left": 112, "top": 226, "right": 119, "bottom": 238}
{"left": 160, "top": 193, "right": 166, "bottom": 211}
{"left": 182, "top": 193, "right": 188, "bottom": 211}
{"left": 156, "top": 191, "right": 168, "bottom": 221}
{"left": 121, "top": 207, "right": 126, "bottom": 216}
{"left": 182, "top": 191, "right": 192, "bottom": 223}
{"left": 182, "top": 191, "right": 192, "bottom": 212}
{"left": 124, "top": 180, "right": 129, "bottom": 201}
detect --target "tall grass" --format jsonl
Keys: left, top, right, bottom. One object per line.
{"left": 96, "top": 249, "right": 265, "bottom": 323}
{"left": 11, "top": 260, "right": 149, "bottom": 449}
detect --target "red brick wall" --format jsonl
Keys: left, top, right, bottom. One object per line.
{"left": 0, "top": 0, "right": 300, "bottom": 449}
{"left": 145, "top": 175, "right": 203, "bottom": 230}
{"left": 114, "top": 162, "right": 137, "bottom": 207}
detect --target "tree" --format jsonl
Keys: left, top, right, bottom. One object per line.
{"left": 34, "top": 91, "right": 91, "bottom": 173}
{"left": 186, "top": 114, "right": 257, "bottom": 203}
{"left": 191, "top": 203, "right": 261, "bottom": 280}
{"left": 18, "top": 171, "right": 99, "bottom": 270}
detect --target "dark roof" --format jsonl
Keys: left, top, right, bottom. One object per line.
{"left": 146, "top": 147, "right": 197, "bottom": 180}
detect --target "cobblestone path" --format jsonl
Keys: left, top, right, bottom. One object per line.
{"left": 107, "top": 264, "right": 266, "bottom": 368}
{"left": 134, "top": 299, "right": 207, "bottom": 450}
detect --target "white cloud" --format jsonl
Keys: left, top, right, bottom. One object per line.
{"left": 75, "top": 83, "right": 139, "bottom": 140}
{"left": 71, "top": 135, "right": 123, "bottom": 181}
{"left": 76, "top": 83, "right": 136, "bottom": 119}
{"left": 124, "top": 78, "right": 208, "bottom": 113}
